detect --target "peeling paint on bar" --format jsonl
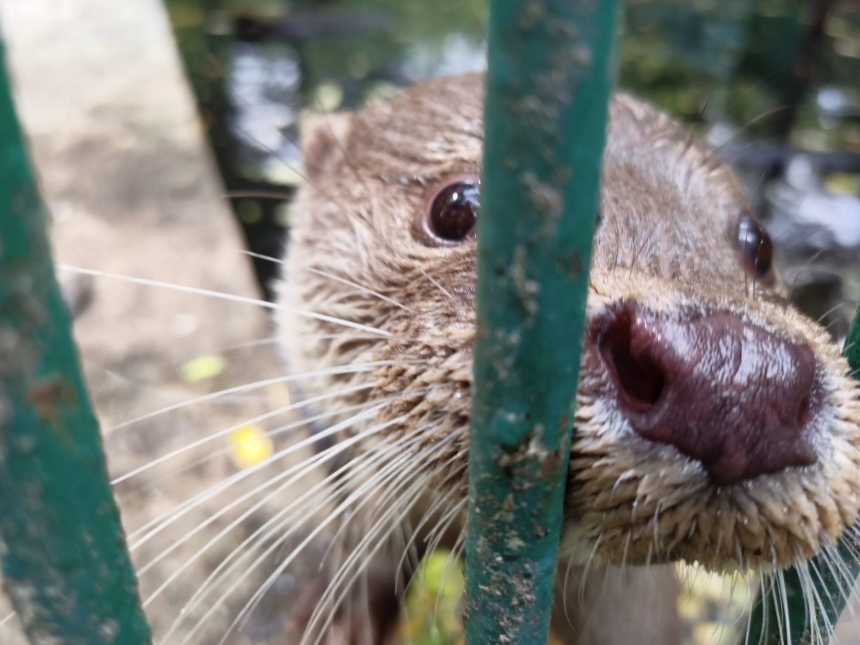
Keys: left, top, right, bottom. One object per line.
{"left": 0, "top": 37, "right": 152, "bottom": 645}
{"left": 464, "top": 0, "right": 622, "bottom": 643}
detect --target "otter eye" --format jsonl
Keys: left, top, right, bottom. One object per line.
{"left": 737, "top": 214, "right": 773, "bottom": 280}
{"left": 424, "top": 180, "right": 480, "bottom": 244}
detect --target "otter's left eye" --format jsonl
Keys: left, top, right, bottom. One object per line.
{"left": 424, "top": 180, "right": 480, "bottom": 244}
{"left": 737, "top": 214, "right": 773, "bottom": 280}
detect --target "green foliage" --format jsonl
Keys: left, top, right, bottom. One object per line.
{"left": 399, "top": 551, "right": 465, "bottom": 645}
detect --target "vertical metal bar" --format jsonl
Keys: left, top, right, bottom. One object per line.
{"left": 464, "top": 0, "right": 621, "bottom": 642}
{"left": 0, "top": 38, "right": 152, "bottom": 645}
{"left": 745, "top": 304, "right": 860, "bottom": 644}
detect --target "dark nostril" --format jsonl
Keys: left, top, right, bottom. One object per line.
{"left": 599, "top": 310, "right": 665, "bottom": 411}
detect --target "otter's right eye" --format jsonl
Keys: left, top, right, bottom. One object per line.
{"left": 424, "top": 180, "right": 480, "bottom": 244}
{"left": 737, "top": 214, "right": 774, "bottom": 281}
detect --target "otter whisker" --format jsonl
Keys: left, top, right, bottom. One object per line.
{"left": 833, "top": 535, "right": 860, "bottom": 569}
{"left": 119, "top": 404, "right": 370, "bottom": 540}
{"left": 57, "top": 264, "right": 277, "bottom": 308}
{"left": 578, "top": 534, "right": 602, "bottom": 607}
{"left": 785, "top": 248, "right": 827, "bottom": 310}
{"left": 562, "top": 555, "right": 577, "bottom": 626}
{"left": 203, "top": 334, "right": 281, "bottom": 354}
{"left": 709, "top": 105, "right": 792, "bottom": 163}
{"left": 620, "top": 530, "right": 632, "bottom": 580}
{"left": 303, "top": 465, "right": 435, "bottom": 645}
{"left": 652, "top": 500, "right": 663, "bottom": 556}
{"left": 683, "top": 564, "right": 701, "bottom": 598}
{"left": 163, "top": 422, "right": 411, "bottom": 645}
{"left": 315, "top": 431, "right": 443, "bottom": 567}
{"left": 210, "top": 439, "right": 422, "bottom": 645}
{"left": 720, "top": 574, "right": 747, "bottom": 628}
{"left": 306, "top": 267, "right": 416, "bottom": 313}
{"left": 127, "top": 402, "right": 394, "bottom": 549}
{"left": 159, "top": 483, "right": 338, "bottom": 643}
{"left": 150, "top": 477, "right": 334, "bottom": 616}
{"left": 626, "top": 219, "right": 663, "bottom": 279}
{"left": 843, "top": 531, "right": 860, "bottom": 570}
{"left": 329, "top": 435, "right": 456, "bottom": 554}
{"left": 820, "top": 544, "right": 856, "bottom": 604}
{"left": 105, "top": 363, "right": 379, "bottom": 435}
{"left": 423, "top": 495, "right": 468, "bottom": 561}
{"left": 746, "top": 574, "right": 767, "bottom": 645}
{"left": 240, "top": 250, "right": 284, "bottom": 265}
{"left": 174, "top": 433, "right": 413, "bottom": 627}
{"left": 763, "top": 565, "right": 792, "bottom": 645}
{"left": 756, "top": 573, "right": 778, "bottom": 645}
{"left": 818, "top": 301, "right": 848, "bottom": 328}
{"left": 795, "top": 562, "right": 815, "bottom": 644}
{"left": 357, "top": 566, "right": 374, "bottom": 645}
{"left": 294, "top": 435, "right": 458, "bottom": 637}
{"left": 608, "top": 215, "right": 623, "bottom": 271}
{"left": 104, "top": 371, "right": 315, "bottom": 434}
{"left": 386, "top": 515, "right": 416, "bottom": 603}
{"left": 302, "top": 469, "right": 456, "bottom": 643}
{"left": 223, "top": 189, "right": 293, "bottom": 201}
{"left": 287, "top": 332, "right": 393, "bottom": 341}
{"left": 808, "top": 553, "right": 858, "bottom": 645}
{"left": 57, "top": 264, "right": 394, "bottom": 337}
{"left": 800, "top": 560, "right": 831, "bottom": 645}
{"left": 414, "top": 264, "right": 455, "bottom": 302}
{"left": 807, "top": 556, "right": 838, "bottom": 615}
{"left": 122, "top": 399, "right": 372, "bottom": 498}
{"left": 243, "top": 250, "right": 416, "bottom": 314}
{"left": 432, "top": 527, "right": 467, "bottom": 625}
{"left": 227, "top": 335, "right": 279, "bottom": 348}
{"left": 237, "top": 451, "right": 415, "bottom": 637}
{"left": 393, "top": 466, "right": 468, "bottom": 594}
{"left": 112, "top": 384, "right": 373, "bottom": 485}
{"left": 776, "top": 568, "right": 792, "bottom": 645}
{"left": 136, "top": 414, "right": 409, "bottom": 592}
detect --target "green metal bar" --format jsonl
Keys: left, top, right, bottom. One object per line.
{"left": 0, "top": 39, "right": 152, "bottom": 645}
{"left": 745, "top": 305, "right": 860, "bottom": 645}
{"left": 464, "top": 0, "right": 621, "bottom": 643}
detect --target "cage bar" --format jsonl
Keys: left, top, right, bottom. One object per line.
{"left": 0, "top": 38, "right": 152, "bottom": 645}
{"left": 464, "top": 0, "right": 622, "bottom": 642}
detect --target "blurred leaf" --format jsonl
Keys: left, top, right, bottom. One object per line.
{"left": 229, "top": 424, "right": 274, "bottom": 468}
{"left": 180, "top": 354, "right": 227, "bottom": 383}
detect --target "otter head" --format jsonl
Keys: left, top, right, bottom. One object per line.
{"left": 277, "top": 72, "right": 860, "bottom": 576}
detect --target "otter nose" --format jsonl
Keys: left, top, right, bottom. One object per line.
{"left": 599, "top": 306, "right": 818, "bottom": 485}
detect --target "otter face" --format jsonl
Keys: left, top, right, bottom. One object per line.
{"left": 277, "top": 73, "right": 860, "bottom": 577}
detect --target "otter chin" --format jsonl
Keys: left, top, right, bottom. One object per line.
{"left": 276, "top": 72, "right": 860, "bottom": 641}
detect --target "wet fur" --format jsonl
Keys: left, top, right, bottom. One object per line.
{"left": 277, "top": 73, "right": 860, "bottom": 643}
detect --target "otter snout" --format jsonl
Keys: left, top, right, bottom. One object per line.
{"left": 598, "top": 305, "right": 819, "bottom": 486}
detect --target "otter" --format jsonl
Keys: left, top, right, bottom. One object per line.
{"left": 274, "top": 72, "right": 860, "bottom": 645}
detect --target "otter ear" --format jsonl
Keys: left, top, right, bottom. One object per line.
{"left": 301, "top": 112, "right": 353, "bottom": 183}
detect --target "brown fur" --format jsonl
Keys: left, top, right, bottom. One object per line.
{"left": 276, "top": 73, "right": 860, "bottom": 642}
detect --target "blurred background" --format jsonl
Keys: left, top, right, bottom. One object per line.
{"left": 0, "top": 1, "right": 859, "bottom": 644}
{"left": 166, "top": 0, "right": 860, "bottom": 340}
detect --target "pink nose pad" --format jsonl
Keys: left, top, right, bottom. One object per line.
{"left": 599, "top": 306, "right": 818, "bottom": 486}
